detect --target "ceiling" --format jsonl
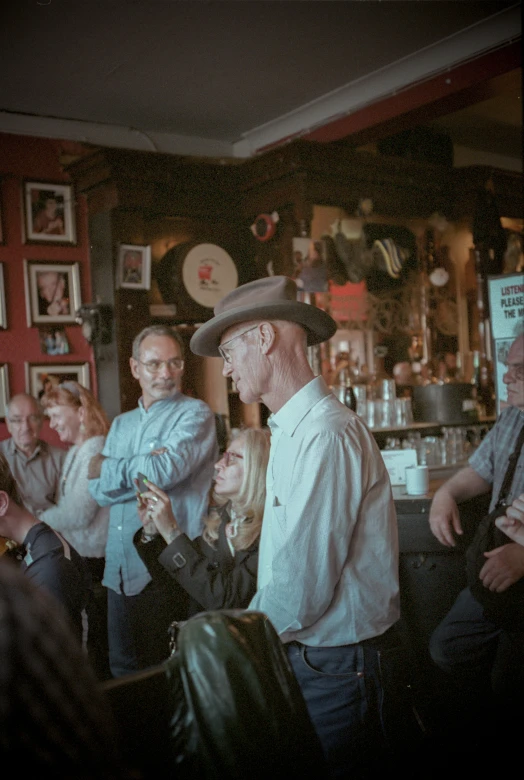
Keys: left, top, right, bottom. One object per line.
{"left": 0, "top": 1, "right": 521, "bottom": 168}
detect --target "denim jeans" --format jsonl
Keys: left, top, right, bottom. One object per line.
{"left": 429, "top": 586, "right": 524, "bottom": 698}
{"left": 107, "top": 578, "right": 188, "bottom": 678}
{"left": 285, "top": 624, "right": 417, "bottom": 779}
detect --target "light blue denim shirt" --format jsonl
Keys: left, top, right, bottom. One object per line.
{"left": 89, "top": 393, "right": 218, "bottom": 595}
{"left": 250, "top": 376, "right": 400, "bottom": 646}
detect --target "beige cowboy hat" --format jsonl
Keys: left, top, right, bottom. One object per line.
{"left": 190, "top": 275, "right": 337, "bottom": 357}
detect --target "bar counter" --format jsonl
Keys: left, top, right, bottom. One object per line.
{"left": 394, "top": 471, "right": 490, "bottom": 682}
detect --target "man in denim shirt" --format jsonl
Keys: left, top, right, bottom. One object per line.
{"left": 88, "top": 325, "right": 218, "bottom": 677}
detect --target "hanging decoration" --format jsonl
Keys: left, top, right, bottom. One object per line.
{"left": 250, "top": 211, "right": 279, "bottom": 242}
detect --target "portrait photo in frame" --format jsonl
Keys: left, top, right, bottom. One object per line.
{"left": 26, "top": 363, "right": 90, "bottom": 402}
{"left": 117, "top": 244, "right": 151, "bottom": 290}
{"left": 23, "top": 180, "right": 76, "bottom": 244}
{"left": 0, "top": 263, "right": 6, "bottom": 329}
{"left": 0, "top": 364, "right": 9, "bottom": 419}
{"left": 24, "top": 260, "right": 81, "bottom": 326}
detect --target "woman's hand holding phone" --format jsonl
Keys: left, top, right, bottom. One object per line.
{"left": 134, "top": 477, "right": 181, "bottom": 543}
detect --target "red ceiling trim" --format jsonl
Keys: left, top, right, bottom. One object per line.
{"left": 256, "top": 39, "right": 521, "bottom": 153}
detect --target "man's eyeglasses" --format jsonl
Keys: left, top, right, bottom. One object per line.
{"left": 138, "top": 358, "right": 184, "bottom": 373}
{"left": 8, "top": 415, "right": 42, "bottom": 426}
{"left": 220, "top": 450, "right": 244, "bottom": 467}
{"left": 504, "top": 362, "right": 524, "bottom": 381}
{"left": 218, "top": 326, "right": 259, "bottom": 364}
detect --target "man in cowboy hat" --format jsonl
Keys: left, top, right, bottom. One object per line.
{"left": 191, "top": 276, "right": 402, "bottom": 778}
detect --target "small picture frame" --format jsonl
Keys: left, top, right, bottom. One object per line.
{"left": 23, "top": 180, "right": 76, "bottom": 245}
{"left": 0, "top": 264, "right": 6, "bottom": 329}
{"left": 117, "top": 244, "right": 151, "bottom": 290}
{"left": 0, "top": 364, "right": 9, "bottom": 419}
{"left": 25, "top": 362, "right": 90, "bottom": 401}
{"left": 38, "top": 325, "right": 70, "bottom": 355}
{"left": 24, "top": 260, "right": 82, "bottom": 326}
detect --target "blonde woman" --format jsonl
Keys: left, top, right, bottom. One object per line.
{"left": 134, "top": 427, "right": 269, "bottom": 614}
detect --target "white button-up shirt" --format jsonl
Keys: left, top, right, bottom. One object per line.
{"left": 250, "top": 376, "right": 400, "bottom": 646}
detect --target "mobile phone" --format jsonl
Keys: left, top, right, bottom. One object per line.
{"left": 136, "top": 472, "right": 149, "bottom": 493}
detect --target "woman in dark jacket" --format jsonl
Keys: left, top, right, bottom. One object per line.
{"left": 134, "top": 427, "right": 269, "bottom": 616}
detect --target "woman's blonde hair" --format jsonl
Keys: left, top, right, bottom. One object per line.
{"left": 40, "top": 381, "right": 110, "bottom": 439}
{"left": 203, "top": 427, "right": 270, "bottom": 551}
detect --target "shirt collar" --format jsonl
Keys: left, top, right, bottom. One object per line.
{"left": 7, "top": 437, "right": 45, "bottom": 459}
{"left": 271, "top": 375, "right": 331, "bottom": 436}
{"left": 138, "top": 393, "right": 179, "bottom": 417}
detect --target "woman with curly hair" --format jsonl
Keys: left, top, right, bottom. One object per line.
{"left": 134, "top": 427, "right": 269, "bottom": 617}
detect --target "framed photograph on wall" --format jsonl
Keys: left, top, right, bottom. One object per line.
{"left": 0, "top": 263, "right": 6, "bottom": 329}
{"left": 23, "top": 180, "right": 76, "bottom": 244}
{"left": 24, "top": 260, "right": 81, "bottom": 326}
{"left": 117, "top": 244, "right": 151, "bottom": 290}
{"left": 25, "top": 362, "right": 90, "bottom": 401}
{"left": 0, "top": 364, "right": 9, "bottom": 419}
{"left": 38, "top": 325, "right": 70, "bottom": 355}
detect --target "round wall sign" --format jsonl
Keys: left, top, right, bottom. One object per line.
{"left": 182, "top": 243, "right": 238, "bottom": 309}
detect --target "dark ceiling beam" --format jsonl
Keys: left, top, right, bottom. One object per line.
{"left": 257, "top": 39, "right": 521, "bottom": 153}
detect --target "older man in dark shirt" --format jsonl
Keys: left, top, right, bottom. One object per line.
{"left": 0, "top": 393, "right": 66, "bottom": 514}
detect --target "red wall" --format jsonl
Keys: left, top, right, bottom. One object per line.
{"left": 0, "top": 133, "right": 96, "bottom": 446}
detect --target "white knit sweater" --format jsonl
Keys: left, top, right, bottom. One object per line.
{"left": 39, "top": 435, "right": 109, "bottom": 558}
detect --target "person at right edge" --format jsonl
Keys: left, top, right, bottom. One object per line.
{"left": 190, "top": 275, "right": 409, "bottom": 779}
{"left": 428, "top": 331, "right": 524, "bottom": 753}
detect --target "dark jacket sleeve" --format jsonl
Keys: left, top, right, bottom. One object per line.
{"left": 22, "top": 524, "right": 87, "bottom": 640}
{"left": 134, "top": 513, "right": 259, "bottom": 612}
{"left": 158, "top": 529, "right": 258, "bottom": 611}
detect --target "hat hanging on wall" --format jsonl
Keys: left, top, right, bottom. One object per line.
{"left": 250, "top": 211, "right": 279, "bottom": 242}
{"left": 330, "top": 219, "right": 373, "bottom": 284}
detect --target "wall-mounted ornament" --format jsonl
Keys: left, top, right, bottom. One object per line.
{"left": 155, "top": 241, "right": 239, "bottom": 322}
{"left": 75, "top": 303, "right": 113, "bottom": 345}
{"left": 250, "top": 211, "right": 279, "bottom": 242}
{"left": 429, "top": 267, "right": 450, "bottom": 287}
{"left": 181, "top": 243, "right": 238, "bottom": 308}
{"left": 330, "top": 220, "right": 371, "bottom": 284}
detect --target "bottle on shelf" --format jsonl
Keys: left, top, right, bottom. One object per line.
{"left": 471, "top": 350, "right": 483, "bottom": 416}
{"left": 343, "top": 370, "right": 357, "bottom": 412}
{"left": 471, "top": 350, "right": 495, "bottom": 418}
{"left": 454, "top": 351, "right": 464, "bottom": 382}
{"left": 479, "top": 357, "right": 496, "bottom": 418}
